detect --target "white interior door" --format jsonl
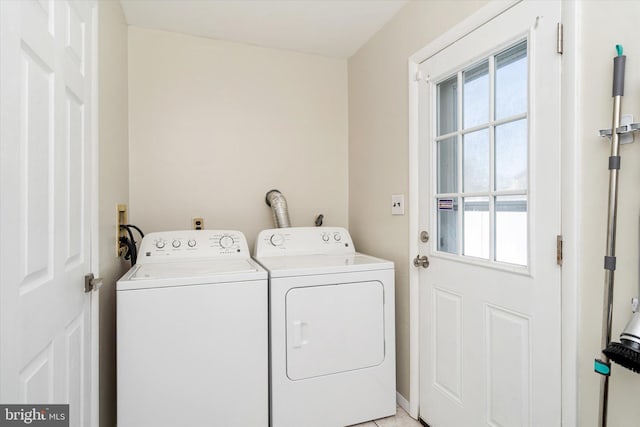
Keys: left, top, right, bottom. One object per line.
{"left": 417, "top": 2, "right": 561, "bottom": 426}
{"left": 0, "top": 1, "right": 96, "bottom": 425}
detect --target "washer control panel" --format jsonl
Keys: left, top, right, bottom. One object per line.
{"left": 139, "top": 230, "right": 249, "bottom": 263}
{"left": 254, "top": 227, "right": 355, "bottom": 258}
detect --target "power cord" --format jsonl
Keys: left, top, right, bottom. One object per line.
{"left": 119, "top": 235, "right": 137, "bottom": 266}
{"left": 124, "top": 224, "right": 144, "bottom": 240}
{"left": 119, "top": 224, "right": 144, "bottom": 267}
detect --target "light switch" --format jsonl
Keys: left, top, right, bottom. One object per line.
{"left": 392, "top": 194, "right": 404, "bottom": 215}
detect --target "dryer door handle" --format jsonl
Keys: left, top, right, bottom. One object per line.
{"left": 291, "top": 320, "right": 308, "bottom": 348}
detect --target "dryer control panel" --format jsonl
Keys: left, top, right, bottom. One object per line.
{"left": 139, "top": 230, "right": 250, "bottom": 263}
{"left": 254, "top": 227, "right": 355, "bottom": 258}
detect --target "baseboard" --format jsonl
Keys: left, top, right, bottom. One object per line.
{"left": 396, "top": 392, "right": 410, "bottom": 414}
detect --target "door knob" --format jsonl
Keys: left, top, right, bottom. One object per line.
{"left": 413, "top": 255, "right": 429, "bottom": 269}
{"left": 84, "top": 273, "right": 103, "bottom": 293}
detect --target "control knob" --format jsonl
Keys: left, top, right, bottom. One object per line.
{"left": 188, "top": 239, "right": 197, "bottom": 248}
{"left": 220, "top": 235, "right": 235, "bottom": 249}
{"left": 270, "top": 234, "right": 285, "bottom": 246}
{"left": 172, "top": 240, "right": 181, "bottom": 248}
{"left": 334, "top": 233, "right": 342, "bottom": 242}
{"left": 322, "top": 233, "right": 330, "bottom": 242}
{"left": 155, "top": 240, "right": 166, "bottom": 249}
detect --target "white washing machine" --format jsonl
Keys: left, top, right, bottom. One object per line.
{"left": 117, "top": 230, "right": 268, "bottom": 427}
{"left": 254, "top": 227, "right": 396, "bottom": 427}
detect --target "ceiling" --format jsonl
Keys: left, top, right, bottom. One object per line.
{"left": 119, "top": 0, "right": 409, "bottom": 59}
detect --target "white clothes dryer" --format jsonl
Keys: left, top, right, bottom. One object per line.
{"left": 117, "top": 230, "right": 268, "bottom": 427}
{"left": 254, "top": 227, "right": 396, "bottom": 427}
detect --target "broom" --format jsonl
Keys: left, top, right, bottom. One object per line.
{"left": 603, "top": 214, "right": 640, "bottom": 373}
{"left": 594, "top": 45, "right": 626, "bottom": 427}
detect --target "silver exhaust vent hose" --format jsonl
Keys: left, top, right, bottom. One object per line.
{"left": 265, "top": 189, "right": 291, "bottom": 228}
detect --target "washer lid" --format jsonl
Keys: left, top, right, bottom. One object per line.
{"left": 255, "top": 253, "right": 393, "bottom": 277}
{"left": 117, "top": 258, "right": 266, "bottom": 291}
{"left": 132, "top": 258, "right": 259, "bottom": 279}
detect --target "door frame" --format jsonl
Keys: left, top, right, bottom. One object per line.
{"left": 407, "top": 1, "right": 581, "bottom": 425}
{"left": 90, "top": 3, "right": 100, "bottom": 426}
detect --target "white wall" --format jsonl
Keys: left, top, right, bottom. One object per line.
{"left": 348, "top": 0, "right": 487, "bottom": 401}
{"left": 127, "top": 27, "right": 348, "bottom": 247}
{"left": 578, "top": 2, "right": 640, "bottom": 426}
{"left": 98, "top": 1, "right": 129, "bottom": 425}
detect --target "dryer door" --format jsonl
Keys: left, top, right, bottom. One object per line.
{"left": 286, "top": 280, "right": 385, "bottom": 380}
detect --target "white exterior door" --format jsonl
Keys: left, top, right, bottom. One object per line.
{"left": 417, "top": 2, "right": 561, "bottom": 426}
{"left": 0, "top": 1, "right": 96, "bottom": 426}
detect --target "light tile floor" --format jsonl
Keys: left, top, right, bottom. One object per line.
{"left": 350, "top": 406, "right": 423, "bottom": 427}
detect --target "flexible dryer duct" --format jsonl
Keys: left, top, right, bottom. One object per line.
{"left": 265, "top": 190, "right": 291, "bottom": 228}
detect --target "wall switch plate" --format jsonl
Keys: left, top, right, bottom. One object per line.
{"left": 391, "top": 194, "right": 404, "bottom": 215}
{"left": 193, "top": 217, "right": 204, "bottom": 230}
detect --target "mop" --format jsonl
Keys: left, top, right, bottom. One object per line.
{"left": 595, "top": 45, "right": 640, "bottom": 427}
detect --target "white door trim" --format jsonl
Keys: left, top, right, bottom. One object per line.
{"left": 406, "top": 1, "right": 579, "bottom": 424}
{"left": 90, "top": 2, "right": 100, "bottom": 426}
{"left": 559, "top": 2, "right": 581, "bottom": 426}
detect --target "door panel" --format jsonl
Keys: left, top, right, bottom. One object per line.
{"left": 286, "top": 281, "right": 385, "bottom": 380}
{"left": 485, "top": 305, "right": 530, "bottom": 427}
{"left": 1, "top": 1, "right": 95, "bottom": 425}
{"left": 417, "top": 2, "right": 561, "bottom": 426}
{"left": 20, "top": 343, "right": 54, "bottom": 402}
{"left": 20, "top": 43, "right": 55, "bottom": 289}
{"left": 432, "top": 288, "right": 462, "bottom": 402}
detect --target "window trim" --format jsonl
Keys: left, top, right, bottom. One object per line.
{"left": 429, "top": 37, "right": 531, "bottom": 272}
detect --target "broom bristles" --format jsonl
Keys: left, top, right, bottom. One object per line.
{"left": 603, "top": 341, "right": 640, "bottom": 373}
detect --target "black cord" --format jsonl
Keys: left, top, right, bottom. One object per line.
{"left": 119, "top": 225, "right": 138, "bottom": 266}
{"left": 124, "top": 224, "right": 144, "bottom": 239}
{"left": 119, "top": 236, "right": 135, "bottom": 265}
{"left": 119, "top": 224, "right": 145, "bottom": 267}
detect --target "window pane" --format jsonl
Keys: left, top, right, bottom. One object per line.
{"left": 463, "top": 61, "right": 489, "bottom": 129}
{"left": 463, "top": 197, "right": 489, "bottom": 259}
{"left": 495, "top": 195, "right": 528, "bottom": 265}
{"left": 463, "top": 128, "right": 489, "bottom": 192}
{"left": 437, "top": 137, "right": 457, "bottom": 194}
{"left": 495, "top": 41, "right": 527, "bottom": 120}
{"left": 437, "top": 76, "right": 458, "bottom": 136}
{"left": 437, "top": 198, "right": 458, "bottom": 254}
{"left": 495, "top": 119, "right": 527, "bottom": 191}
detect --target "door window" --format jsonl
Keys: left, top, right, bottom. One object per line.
{"left": 434, "top": 40, "right": 528, "bottom": 266}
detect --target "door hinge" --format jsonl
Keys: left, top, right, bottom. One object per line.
{"left": 556, "top": 235, "right": 563, "bottom": 266}
{"left": 556, "top": 23, "right": 563, "bottom": 54}
{"left": 415, "top": 70, "right": 424, "bottom": 82}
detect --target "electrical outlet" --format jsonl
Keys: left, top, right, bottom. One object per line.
{"left": 116, "top": 204, "right": 128, "bottom": 256}
{"left": 193, "top": 217, "right": 204, "bottom": 230}
{"left": 391, "top": 195, "right": 404, "bottom": 215}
